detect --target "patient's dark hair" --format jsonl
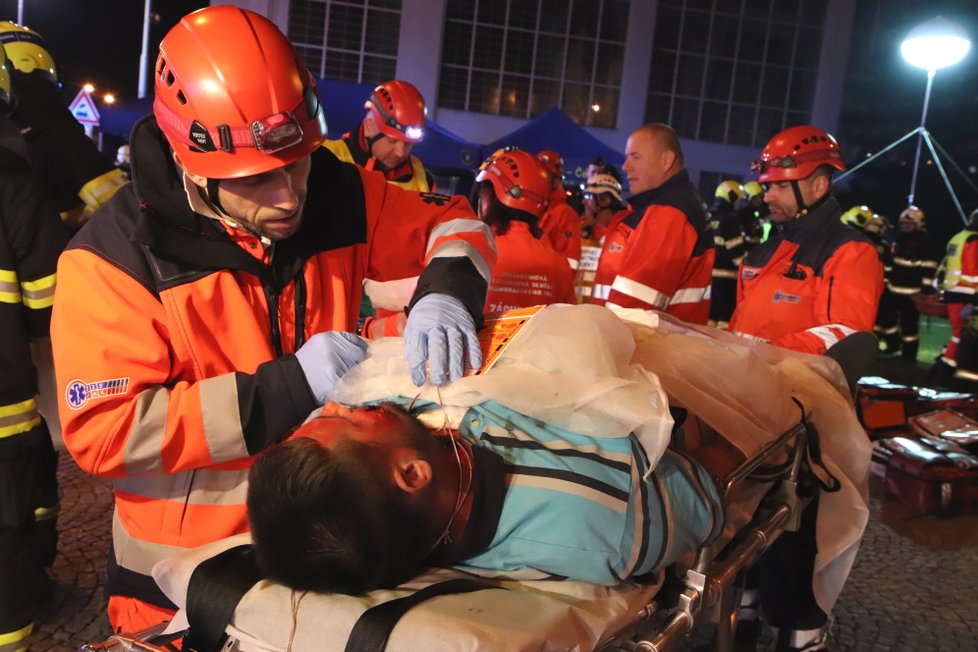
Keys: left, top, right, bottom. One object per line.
{"left": 247, "top": 437, "right": 434, "bottom": 594}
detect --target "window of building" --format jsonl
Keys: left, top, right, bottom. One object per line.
{"left": 288, "top": 0, "right": 402, "bottom": 84}
{"left": 439, "top": 0, "right": 628, "bottom": 128}
{"left": 646, "top": 0, "right": 827, "bottom": 147}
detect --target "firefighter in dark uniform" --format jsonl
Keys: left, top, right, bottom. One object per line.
{"left": 709, "top": 179, "right": 747, "bottom": 327}
{"left": 738, "top": 180, "right": 770, "bottom": 247}
{"left": 877, "top": 205, "right": 941, "bottom": 360}
{"left": 0, "top": 21, "right": 127, "bottom": 229}
{"left": 0, "top": 42, "right": 71, "bottom": 651}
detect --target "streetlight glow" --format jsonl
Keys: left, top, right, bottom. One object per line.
{"left": 900, "top": 16, "right": 971, "bottom": 71}
{"left": 83, "top": 83, "right": 95, "bottom": 93}
{"left": 104, "top": 94, "right": 116, "bottom": 104}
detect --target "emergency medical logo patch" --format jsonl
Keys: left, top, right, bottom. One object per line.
{"left": 772, "top": 290, "right": 802, "bottom": 304}
{"left": 66, "top": 377, "right": 130, "bottom": 410}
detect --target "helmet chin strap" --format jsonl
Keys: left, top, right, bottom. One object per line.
{"left": 203, "top": 179, "right": 272, "bottom": 245}
{"left": 789, "top": 180, "right": 809, "bottom": 220}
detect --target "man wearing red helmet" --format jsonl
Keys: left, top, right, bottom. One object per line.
{"left": 729, "top": 126, "right": 884, "bottom": 355}
{"left": 536, "top": 150, "right": 583, "bottom": 271}
{"left": 590, "top": 123, "right": 714, "bottom": 324}
{"left": 49, "top": 7, "right": 494, "bottom": 633}
{"left": 324, "top": 79, "right": 433, "bottom": 192}
{"left": 728, "top": 126, "right": 882, "bottom": 652}
{"left": 474, "top": 149, "right": 575, "bottom": 312}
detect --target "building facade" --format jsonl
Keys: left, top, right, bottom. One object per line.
{"left": 231, "top": 0, "right": 855, "bottom": 193}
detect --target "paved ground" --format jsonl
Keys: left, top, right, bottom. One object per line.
{"left": 26, "top": 352, "right": 978, "bottom": 651}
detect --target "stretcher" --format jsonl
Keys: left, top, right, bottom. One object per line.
{"left": 80, "top": 305, "right": 866, "bottom": 652}
{"left": 80, "top": 416, "right": 813, "bottom": 652}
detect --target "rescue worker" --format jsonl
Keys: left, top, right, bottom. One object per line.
{"left": 50, "top": 6, "right": 495, "bottom": 634}
{"left": 323, "top": 80, "right": 433, "bottom": 339}
{"left": 709, "top": 179, "right": 748, "bottom": 328}
{"left": 933, "top": 208, "right": 978, "bottom": 385}
{"left": 322, "top": 79, "right": 433, "bottom": 192}
{"left": 590, "top": 123, "right": 713, "bottom": 324}
{"left": 0, "top": 42, "right": 70, "bottom": 652}
{"left": 474, "top": 148, "right": 575, "bottom": 313}
{"left": 729, "top": 125, "right": 883, "bottom": 652}
{"left": 840, "top": 205, "right": 887, "bottom": 259}
{"left": 738, "top": 180, "right": 770, "bottom": 246}
{"left": 0, "top": 21, "right": 127, "bottom": 229}
{"left": 581, "top": 164, "right": 627, "bottom": 242}
{"left": 876, "top": 205, "right": 941, "bottom": 360}
{"left": 537, "top": 149, "right": 583, "bottom": 271}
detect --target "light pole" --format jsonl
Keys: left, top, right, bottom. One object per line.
{"left": 838, "top": 16, "right": 973, "bottom": 223}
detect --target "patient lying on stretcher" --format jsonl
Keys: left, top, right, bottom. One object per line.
{"left": 236, "top": 304, "right": 867, "bottom": 624}
{"left": 247, "top": 398, "right": 724, "bottom": 594}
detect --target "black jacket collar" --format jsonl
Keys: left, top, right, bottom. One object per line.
{"left": 628, "top": 169, "right": 692, "bottom": 214}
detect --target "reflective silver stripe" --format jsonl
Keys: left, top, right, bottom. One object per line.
{"left": 363, "top": 276, "right": 419, "bottom": 311}
{"left": 893, "top": 257, "right": 923, "bottom": 266}
{"left": 123, "top": 387, "right": 170, "bottom": 474}
{"left": 20, "top": 273, "right": 56, "bottom": 309}
{"left": 428, "top": 239, "right": 493, "bottom": 283}
{"left": 787, "top": 625, "right": 828, "bottom": 648}
{"left": 806, "top": 324, "right": 856, "bottom": 349}
{"left": 592, "top": 283, "right": 612, "bottom": 300}
{"left": 920, "top": 261, "right": 939, "bottom": 269}
{"left": 724, "top": 236, "right": 744, "bottom": 250}
{"left": 941, "top": 355, "right": 958, "bottom": 367}
{"left": 955, "top": 368, "right": 978, "bottom": 381}
{"left": 426, "top": 218, "right": 495, "bottom": 281}
{"left": 112, "top": 510, "right": 185, "bottom": 576}
{"left": 610, "top": 276, "right": 669, "bottom": 309}
{"left": 712, "top": 269, "right": 738, "bottom": 279}
{"left": 902, "top": 334, "right": 919, "bottom": 343}
{"left": 114, "top": 467, "right": 249, "bottom": 506}
{"left": 199, "top": 374, "right": 249, "bottom": 464}
{"left": 567, "top": 257, "right": 579, "bottom": 271}
{"left": 887, "top": 285, "right": 922, "bottom": 295}
{"left": 671, "top": 285, "right": 711, "bottom": 304}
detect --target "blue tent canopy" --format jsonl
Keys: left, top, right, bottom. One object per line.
{"left": 99, "top": 78, "right": 482, "bottom": 172}
{"left": 482, "top": 108, "right": 624, "bottom": 184}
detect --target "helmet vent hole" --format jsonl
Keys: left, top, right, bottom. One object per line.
{"left": 166, "top": 70, "right": 175, "bottom": 86}
{"left": 176, "top": 90, "right": 187, "bottom": 105}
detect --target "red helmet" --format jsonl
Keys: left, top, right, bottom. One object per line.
{"left": 751, "top": 125, "right": 845, "bottom": 183}
{"left": 365, "top": 80, "right": 426, "bottom": 143}
{"left": 153, "top": 6, "right": 327, "bottom": 179}
{"left": 537, "top": 150, "right": 565, "bottom": 179}
{"left": 476, "top": 148, "right": 551, "bottom": 218}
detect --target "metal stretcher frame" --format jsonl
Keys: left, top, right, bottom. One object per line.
{"left": 79, "top": 422, "right": 810, "bottom": 652}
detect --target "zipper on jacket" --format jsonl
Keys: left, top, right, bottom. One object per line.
{"left": 827, "top": 276, "right": 834, "bottom": 321}
{"left": 265, "top": 284, "right": 282, "bottom": 357}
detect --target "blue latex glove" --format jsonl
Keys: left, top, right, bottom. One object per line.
{"left": 403, "top": 294, "right": 481, "bottom": 386}
{"left": 295, "top": 332, "right": 368, "bottom": 403}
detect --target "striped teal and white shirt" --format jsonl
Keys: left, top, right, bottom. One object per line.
{"left": 418, "top": 399, "right": 724, "bottom": 585}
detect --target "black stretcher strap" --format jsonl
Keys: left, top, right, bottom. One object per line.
{"left": 344, "top": 578, "right": 499, "bottom": 652}
{"left": 182, "top": 544, "right": 263, "bottom": 652}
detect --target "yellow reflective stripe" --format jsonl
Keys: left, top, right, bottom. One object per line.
{"left": 21, "top": 272, "right": 56, "bottom": 309}
{"left": 34, "top": 503, "right": 61, "bottom": 521}
{"left": 0, "top": 398, "right": 41, "bottom": 439}
{"left": 78, "top": 167, "right": 128, "bottom": 208}
{"left": 0, "top": 268, "right": 19, "bottom": 304}
{"left": 0, "top": 623, "right": 32, "bottom": 648}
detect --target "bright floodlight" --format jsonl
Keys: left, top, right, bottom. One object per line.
{"left": 901, "top": 16, "right": 970, "bottom": 71}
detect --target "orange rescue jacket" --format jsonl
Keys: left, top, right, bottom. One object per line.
{"left": 51, "top": 117, "right": 494, "bottom": 609}
{"left": 539, "top": 189, "right": 582, "bottom": 270}
{"left": 485, "top": 221, "right": 576, "bottom": 313}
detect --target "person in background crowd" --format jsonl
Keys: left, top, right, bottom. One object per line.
{"left": 50, "top": 6, "right": 494, "bottom": 634}
{"left": 581, "top": 163, "right": 627, "bottom": 242}
{"left": 323, "top": 79, "right": 437, "bottom": 338}
{"left": 840, "top": 205, "right": 887, "bottom": 259}
{"left": 876, "top": 205, "right": 941, "bottom": 360}
{"left": 709, "top": 179, "right": 748, "bottom": 328}
{"left": 738, "top": 180, "right": 770, "bottom": 247}
{"left": 115, "top": 144, "right": 132, "bottom": 179}
{"left": 537, "top": 150, "right": 583, "bottom": 272}
{"left": 0, "top": 21, "right": 127, "bottom": 229}
{"left": 933, "top": 208, "right": 978, "bottom": 385}
{"left": 728, "top": 125, "right": 883, "bottom": 652}
{"left": 590, "top": 123, "right": 713, "bottom": 324}
{"left": 0, "top": 42, "right": 70, "bottom": 652}
{"left": 473, "top": 148, "right": 575, "bottom": 313}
